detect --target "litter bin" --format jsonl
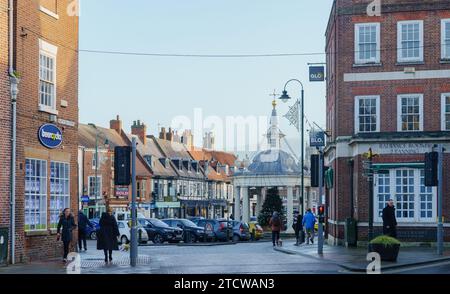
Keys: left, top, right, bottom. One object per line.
{"left": 344, "top": 218, "right": 357, "bottom": 247}
{"left": 0, "top": 228, "right": 8, "bottom": 266}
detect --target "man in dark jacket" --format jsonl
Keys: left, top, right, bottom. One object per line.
{"left": 292, "top": 211, "right": 304, "bottom": 246}
{"left": 57, "top": 208, "right": 77, "bottom": 262}
{"left": 78, "top": 210, "right": 93, "bottom": 251}
{"left": 382, "top": 199, "right": 397, "bottom": 238}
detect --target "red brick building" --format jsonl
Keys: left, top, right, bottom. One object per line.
{"left": 0, "top": 1, "right": 11, "bottom": 261}
{"left": 325, "top": 0, "right": 450, "bottom": 245}
{"left": 0, "top": 0, "right": 79, "bottom": 262}
{"left": 78, "top": 119, "right": 153, "bottom": 219}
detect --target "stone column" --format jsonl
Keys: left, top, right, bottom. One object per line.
{"left": 242, "top": 187, "right": 250, "bottom": 223}
{"left": 256, "top": 190, "right": 262, "bottom": 218}
{"left": 234, "top": 186, "right": 241, "bottom": 221}
{"left": 286, "top": 186, "right": 294, "bottom": 233}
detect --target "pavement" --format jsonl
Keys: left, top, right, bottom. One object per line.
{"left": 273, "top": 239, "right": 450, "bottom": 273}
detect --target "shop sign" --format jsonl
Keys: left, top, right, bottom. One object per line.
{"left": 38, "top": 124, "right": 63, "bottom": 149}
{"left": 115, "top": 186, "right": 129, "bottom": 198}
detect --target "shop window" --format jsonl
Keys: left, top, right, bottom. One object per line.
{"left": 49, "top": 162, "right": 70, "bottom": 228}
{"left": 25, "top": 159, "right": 47, "bottom": 231}
{"left": 375, "top": 168, "right": 436, "bottom": 223}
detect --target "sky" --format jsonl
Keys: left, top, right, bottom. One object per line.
{"left": 79, "top": 0, "right": 334, "bottom": 153}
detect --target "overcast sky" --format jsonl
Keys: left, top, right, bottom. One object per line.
{"left": 79, "top": 0, "right": 334, "bottom": 152}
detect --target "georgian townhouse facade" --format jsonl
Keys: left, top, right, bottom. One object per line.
{"left": 325, "top": 0, "right": 450, "bottom": 245}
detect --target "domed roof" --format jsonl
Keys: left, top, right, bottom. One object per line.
{"left": 245, "top": 149, "right": 300, "bottom": 176}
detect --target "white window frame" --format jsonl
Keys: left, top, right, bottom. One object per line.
{"left": 355, "top": 23, "right": 381, "bottom": 64}
{"left": 354, "top": 95, "right": 380, "bottom": 134}
{"left": 397, "top": 20, "right": 424, "bottom": 63}
{"left": 39, "top": 39, "right": 58, "bottom": 114}
{"left": 374, "top": 169, "right": 436, "bottom": 223}
{"left": 397, "top": 94, "right": 423, "bottom": 132}
{"left": 441, "top": 93, "right": 450, "bottom": 131}
{"left": 88, "top": 175, "right": 102, "bottom": 200}
{"left": 441, "top": 19, "right": 450, "bottom": 60}
{"left": 50, "top": 161, "right": 70, "bottom": 229}
{"left": 25, "top": 158, "right": 48, "bottom": 231}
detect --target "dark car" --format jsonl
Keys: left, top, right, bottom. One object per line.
{"left": 229, "top": 220, "right": 251, "bottom": 242}
{"left": 162, "top": 218, "right": 206, "bottom": 243}
{"left": 86, "top": 218, "right": 100, "bottom": 240}
{"left": 188, "top": 216, "right": 205, "bottom": 223}
{"left": 193, "top": 219, "right": 233, "bottom": 242}
{"left": 138, "top": 218, "right": 183, "bottom": 244}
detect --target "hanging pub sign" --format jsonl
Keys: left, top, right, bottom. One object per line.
{"left": 309, "top": 66, "right": 325, "bottom": 82}
{"left": 38, "top": 123, "right": 63, "bottom": 149}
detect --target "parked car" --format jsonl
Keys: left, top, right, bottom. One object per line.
{"left": 86, "top": 218, "right": 100, "bottom": 240}
{"left": 162, "top": 218, "right": 205, "bottom": 243}
{"left": 188, "top": 216, "right": 205, "bottom": 223}
{"left": 117, "top": 220, "right": 149, "bottom": 245}
{"left": 193, "top": 219, "right": 233, "bottom": 242}
{"left": 248, "top": 221, "right": 264, "bottom": 241}
{"left": 229, "top": 220, "right": 250, "bottom": 242}
{"left": 138, "top": 218, "right": 183, "bottom": 244}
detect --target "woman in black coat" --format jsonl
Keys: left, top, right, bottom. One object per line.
{"left": 57, "top": 208, "right": 77, "bottom": 262}
{"left": 97, "top": 209, "right": 120, "bottom": 263}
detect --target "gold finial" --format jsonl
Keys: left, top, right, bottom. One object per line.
{"left": 270, "top": 90, "right": 278, "bottom": 109}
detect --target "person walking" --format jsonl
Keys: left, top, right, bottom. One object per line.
{"left": 269, "top": 211, "right": 283, "bottom": 247}
{"left": 292, "top": 211, "right": 304, "bottom": 246}
{"left": 302, "top": 209, "right": 316, "bottom": 245}
{"left": 97, "top": 208, "right": 120, "bottom": 263}
{"left": 382, "top": 199, "right": 398, "bottom": 238}
{"left": 57, "top": 208, "right": 77, "bottom": 263}
{"left": 78, "top": 210, "right": 93, "bottom": 252}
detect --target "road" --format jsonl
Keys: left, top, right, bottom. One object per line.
{"left": 79, "top": 240, "right": 341, "bottom": 274}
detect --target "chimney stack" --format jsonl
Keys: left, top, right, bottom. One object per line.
{"left": 110, "top": 115, "right": 122, "bottom": 135}
{"left": 131, "top": 120, "right": 147, "bottom": 145}
{"left": 159, "top": 127, "right": 167, "bottom": 140}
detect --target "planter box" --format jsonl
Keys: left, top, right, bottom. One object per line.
{"left": 370, "top": 243, "right": 400, "bottom": 262}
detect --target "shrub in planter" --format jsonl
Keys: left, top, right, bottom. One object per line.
{"left": 369, "top": 235, "right": 401, "bottom": 262}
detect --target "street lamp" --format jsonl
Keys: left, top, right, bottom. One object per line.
{"left": 279, "top": 79, "right": 305, "bottom": 214}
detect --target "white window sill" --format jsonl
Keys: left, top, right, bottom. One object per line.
{"left": 39, "top": 6, "right": 59, "bottom": 19}
{"left": 25, "top": 230, "right": 49, "bottom": 237}
{"left": 396, "top": 61, "right": 425, "bottom": 66}
{"left": 353, "top": 62, "right": 382, "bottom": 68}
{"left": 38, "top": 105, "right": 59, "bottom": 115}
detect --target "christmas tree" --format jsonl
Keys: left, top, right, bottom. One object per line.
{"left": 258, "top": 187, "right": 284, "bottom": 227}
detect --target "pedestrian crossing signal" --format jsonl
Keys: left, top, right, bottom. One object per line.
{"left": 424, "top": 152, "right": 438, "bottom": 187}
{"left": 318, "top": 205, "right": 325, "bottom": 223}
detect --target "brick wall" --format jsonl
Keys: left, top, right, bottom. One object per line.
{"left": 325, "top": 0, "right": 450, "bottom": 243}
{"left": 0, "top": 0, "right": 11, "bottom": 233}
{"left": 13, "top": 0, "right": 78, "bottom": 262}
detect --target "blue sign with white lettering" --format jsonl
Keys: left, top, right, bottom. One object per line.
{"left": 81, "top": 195, "right": 90, "bottom": 203}
{"left": 38, "top": 124, "right": 63, "bottom": 149}
{"left": 309, "top": 66, "right": 325, "bottom": 82}
{"left": 310, "top": 131, "right": 325, "bottom": 147}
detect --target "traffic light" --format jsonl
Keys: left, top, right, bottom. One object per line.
{"left": 424, "top": 152, "right": 438, "bottom": 187}
{"left": 311, "top": 155, "right": 325, "bottom": 188}
{"left": 114, "top": 146, "right": 131, "bottom": 186}
{"left": 318, "top": 205, "right": 325, "bottom": 223}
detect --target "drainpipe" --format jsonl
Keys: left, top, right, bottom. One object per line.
{"left": 8, "top": 0, "right": 18, "bottom": 265}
